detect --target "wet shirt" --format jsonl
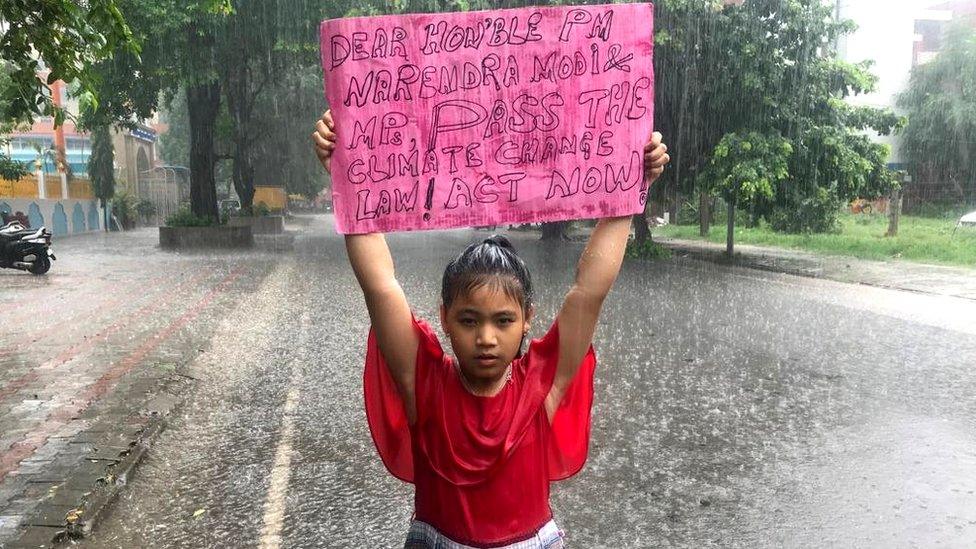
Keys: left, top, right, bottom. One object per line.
{"left": 363, "top": 315, "right": 596, "bottom": 547}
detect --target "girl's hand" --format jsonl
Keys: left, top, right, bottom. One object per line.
{"left": 312, "top": 109, "right": 337, "bottom": 174}
{"left": 644, "top": 131, "right": 670, "bottom": 184}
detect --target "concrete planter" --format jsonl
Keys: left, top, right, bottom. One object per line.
{"left": 227, "top": 215, "right": 285, "bottom": 234}
{"left": 159, "top": 225, "right": 254, "bottom": 249}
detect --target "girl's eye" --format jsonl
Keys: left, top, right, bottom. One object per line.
{"left": 497, "top": 318, "right": 514, "bottom": 325}
{"left": 460, "top": 318, "right": 477, "bottom": 326}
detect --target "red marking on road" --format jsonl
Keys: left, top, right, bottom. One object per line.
{"left": 0, "top": 267, "right": 246, "bottom": 482}
{"left": 0, "top": 269, "right": 215, "bottom": 403}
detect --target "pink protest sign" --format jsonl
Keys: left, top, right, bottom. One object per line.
{"left": 319, "top": 3, "right": 654, "bottom": 234}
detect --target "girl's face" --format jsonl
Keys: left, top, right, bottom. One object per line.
{"left": 440, "top": 282, "right": 532, "bottom": 388}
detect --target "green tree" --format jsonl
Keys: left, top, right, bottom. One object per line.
{"left": 154, "top": 0, "right": 343, "bottom": 208}
{"left": 0, "top": 1, "right": 137, "bottom": 179}
{"left": 0, "top": 0, "right": 136, "bottom": 125}
{"left": 215, "top": 0, "right": 331, "bottom": 211}
{"left": 898, "top": 23, "right": 976, "bottom": 207}
{"left": 249, "top": 69, "right": 330, "bottom": 199}
{"left": 88, "top": 124, "right": 115, "bottom": 229}
{"left": 650, "top": 0, "right": 901, "bottom": 245}
{"left": 0, "top": 65, "right": 30, "bottom": 179}
{"left": 644, "top": 0, "right": 724, "bottom": 241}
{"left": 698, "top": 132, "right": 791, "bottom": 256}
{"left": 117, "top": 0, "right": 232, "bottom": 223}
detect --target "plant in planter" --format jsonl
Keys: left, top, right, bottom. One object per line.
{"left": 166, "top": 207, "right": 215, "bottom": 227}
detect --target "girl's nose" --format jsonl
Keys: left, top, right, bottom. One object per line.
{"left": 476, "top": 327, "right": 497, "bottom": 347}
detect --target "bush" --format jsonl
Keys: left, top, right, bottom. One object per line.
{"left": 110, "top": 190, "right": 137, "bottom": 229}
{"left": 165, "top": 207, "right": 214, "bottom": 227}
{"left": 676, "top": 199, "right": 700, "bottom": 226}
{"left": 770, "top": 187, "right": 843, "bottom": 233}
{"left": 135, "top": 199, "right": 157, "bottom": 219}
{"left": 625, "top": 238, "right": 673, "bottom": 260}
{"left": 254, "top": 202, "right": 271, "bottom": 216}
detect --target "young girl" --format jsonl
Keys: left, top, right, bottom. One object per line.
{"left": 313, "top": 110, "right": 669, "bottom": 548}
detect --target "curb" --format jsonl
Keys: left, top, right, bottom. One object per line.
{"left": 660, "top": 241, "right": 826, "bottom": 278}
{"left": 8, "top": 382, "right": 187, "bottom": 548}
{"left": 66, "top": 402, "right": 171, "bottom": 541}
{"left": 657, "top": 238, "right": 976, "bottom": 301}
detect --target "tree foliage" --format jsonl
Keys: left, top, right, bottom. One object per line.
{"left": 0, "top": 0, "right": 137, "bottom": 125}
{"left": 653, "top": 0, "right": 902, "bottom": 244}
{"left": 897, "top": 23, "right": 976, "bottom": 206}
{"left": 702, "top": 132, "right": 792, "bottom": 205}
{"left": 0, "top": 0, "right": 137, "bottom": 180}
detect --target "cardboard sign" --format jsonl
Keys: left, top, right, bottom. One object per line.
{"left": 319, "top": 3, "right": 654, "bottom": 234}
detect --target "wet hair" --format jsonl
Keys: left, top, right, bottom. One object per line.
{"left": 441, "top": 235, "right": 533, "bottom": 314}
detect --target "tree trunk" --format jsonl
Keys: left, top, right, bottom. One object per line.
{"left": 186, "top": 81, "right": 221, "bottom": 223}
{"left": 634, "top": 212, "right": 651, "bottom": 244}
{"left": 231, "top": 138, "right": 255, "bottom": 211}
{"left": 540, "top": 221, "right": 568, "bottom": 241}
{"left": 698, "top": 190, "right": 710, "bottom": 236}
{"left": 886, "top": 188, "right": 901, "bottom": 237}
{"left": 224, "top": 64, "right": 256, "bottom": 212}
{"left": 726, "top": 195, "right": 736, "bottom": 258}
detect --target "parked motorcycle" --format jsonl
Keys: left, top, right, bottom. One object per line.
{"left": 0, "top": 221, "right": 56, "bottom": 275}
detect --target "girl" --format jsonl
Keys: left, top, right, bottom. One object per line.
{"left": 313, "top": 109, "right": 669, "bottom": 548}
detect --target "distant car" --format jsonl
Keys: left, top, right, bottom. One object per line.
{"left": 957, "top": 210, "right": 976, "bottom": 229}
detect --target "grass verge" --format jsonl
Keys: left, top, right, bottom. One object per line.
{"left": 654, "top": 213, "right": 976, "bottom": 267}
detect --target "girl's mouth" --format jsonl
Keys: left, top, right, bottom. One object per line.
{"left": 475, "top": 354, "right": 498, "bottom": 365}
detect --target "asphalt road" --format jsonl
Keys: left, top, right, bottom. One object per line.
{"left": 60, "top": 214, "right": 976, "bottom": 548}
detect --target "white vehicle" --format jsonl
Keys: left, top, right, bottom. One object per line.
{"left": 958, "top": 210, "right": 976, "bottom": 228}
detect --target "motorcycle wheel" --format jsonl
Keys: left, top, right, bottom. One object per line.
{"left": 28, "top": 255, "right": 51, "bottom": 275}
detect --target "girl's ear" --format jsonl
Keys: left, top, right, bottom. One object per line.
{"left": 439, "top": 303, "right": 448, "bottom": 334}
{"left": 523, "top": 305, "right": 535, "bottom": 334}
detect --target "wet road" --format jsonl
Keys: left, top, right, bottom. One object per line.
{"left": 61, "top": 214, "right": 976, "bottom": 548}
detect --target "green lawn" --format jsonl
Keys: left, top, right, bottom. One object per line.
{"left": 654, "top": 213, "right": 976, "bottom": 268}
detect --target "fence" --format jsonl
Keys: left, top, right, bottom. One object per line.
{"left": 0, "top": 173, "right": 96, "bottom": 200}
{"left": 136, "top": 167, "right": 184, "bottom": 225}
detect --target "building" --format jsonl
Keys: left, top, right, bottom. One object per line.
{"left": 835, "top": 0, "right": 976, "bottom": 209}
{"left": 835, "top": 0, "right": 956, "bottom": 168}
{"left": 1, "top": 70, "right": 180, "bottom": 231}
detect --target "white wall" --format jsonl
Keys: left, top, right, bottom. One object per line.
{"left": 1, "top": 198, "right": 103, "bottom": 236}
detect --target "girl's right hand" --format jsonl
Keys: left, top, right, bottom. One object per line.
{"left": 312, "top": 109, "right": 337, "bottom": 174}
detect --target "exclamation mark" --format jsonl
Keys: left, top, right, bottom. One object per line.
{"left": 423, "top": 177, "right": 435, "bottom": 221}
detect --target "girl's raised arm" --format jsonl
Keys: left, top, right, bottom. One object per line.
{"left": 545, "top": 132, "right": 669, "bottom": 416}
{"left": 314, "top": 110, "right": 419, "bottom": 422}
{"left": 345, "top": 234, "right": 420, "bottom": 422}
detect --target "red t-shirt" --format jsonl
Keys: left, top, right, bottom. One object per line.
{"left": 364, "top": 315, "right": 596, "bottom": 547}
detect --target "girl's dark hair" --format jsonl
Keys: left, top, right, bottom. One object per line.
{"left": 441, "top": 235, "right": 533, "bottom": 313}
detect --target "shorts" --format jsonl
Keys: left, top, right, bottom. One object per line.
{"left": 404, "top": 518, "right": 566, "bottom": 549}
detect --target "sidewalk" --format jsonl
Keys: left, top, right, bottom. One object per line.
{"left": 657, "top": 237, "right": 976, "bottom": 301}
{"left": 0, "top": 227, "right": 270, "bottom": 548}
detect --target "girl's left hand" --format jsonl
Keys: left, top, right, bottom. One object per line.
{"left": 644, "top": 131, "right": 670, "bottom": 184}
{"left": 312, "top": 109, "right": 337, "bottom": 174}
